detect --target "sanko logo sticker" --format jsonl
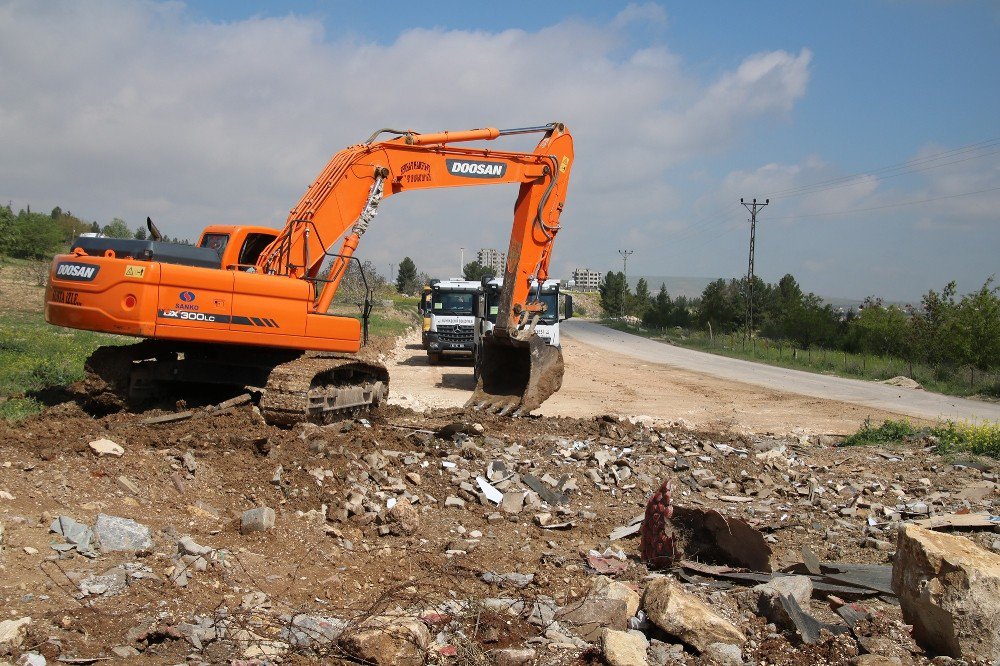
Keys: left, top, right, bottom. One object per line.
{"left": 55, "top": 262, "right": 100, "bottom": 282}
{"left": 446, "top": 159, "right": 507, "bottom": 179}
{"left": 179, "top": 291, "right": 196, "bottom": 302}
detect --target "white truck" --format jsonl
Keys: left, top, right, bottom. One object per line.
{"left": 473, "top": 277, "right": 572, "bottom": 378}
{"left": 423, "top": 278, "right": 483, "bottom": 365}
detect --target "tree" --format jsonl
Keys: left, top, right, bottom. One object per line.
{"left": 599, "top": 271, "right": 629, "bottom": 317}
{"left": 395, "top": 256, "right": 419, "bottom": 294}
{"left": 102, "top": 217, "right": 132, "bottom": 239}
{"left": 630, "top": 277, "right": 651, "bottom": 317}
{"left": 697, "top": 278, "right": 742, "bottom": 332}
{"left": 89, "top": 221, "right": 100, "bottom": 233}
{"left": 643, "top": 284, "right": 672, "bottom": 329}
{"left": 462, "top": 260, "right": 493, "bottom": 281}
{"left": 8, "top": 208, "right": 64, "bottom": 258}
{"left": 134, "top": 225, "right": 147, "bottom": 240}
{"left": 954, "top": 277, "right": 1000, "bottom": 372}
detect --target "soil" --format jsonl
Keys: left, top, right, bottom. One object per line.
{"left": 1, "top": 275, "right": 997, "bottom": 664}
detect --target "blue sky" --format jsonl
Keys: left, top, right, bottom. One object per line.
{"left": 1, "top": 1, "right": 997, "bottom": 301}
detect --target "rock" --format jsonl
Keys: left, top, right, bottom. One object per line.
{"left": 88, "top": 438, "right": 124, "bottom": 456}
{"left": 481, "top": 572, "right": 534, "bottom": 588}
{"left": 444, "top": 496, "right": 466, "bottom": 509}
{"left": 555, "top": 597, "right": 628, "bottom": 641}
{"left": 116, "top": 475, "right": 140, "bottom": 495}
{"left": 601, "top": 628, "right": 648, "bottom": 666}
{"left": 643, "top": 577, "right": 745, "bottom": 652}
{"left": 386, "top": 499, "right": 419, "bottom": 536}
{"left": 490, "top": 647, "right": 536, "bottom": 666}
{"left": 281, "top": 614, "right": 347, "bottom": 647}
{"left": 892, "top": 524, "right": 1000, "bottom": 660}
{"left": 704, "top": 642, "right": 743, "bottom": 665}
{"left": 94, "top": 514, "right": 153, "bottom": 551}
{"left": 753, "top": 575, "right": 813, "bottom": 628}
{"left": 240, "top": 507, "right": 276, "bottom": 533}
{"left": 111, "top": 646, "right": 141, "bottom": 658}
{"left": 49, "top": 515, "right": 95, "bottom": 555}
{"left": 341, "top": 616, "right": 428, "bottom": 666}
{"left": 591, "top": 576, "right": 641, "bottom": 618}
{"left": 500, "top": 491, "right": 525, "bottom": 515}
{"left": 17, "top": 654, "right": 45, "bottom": 666}
{"left": 0, "top": 617, "right": 31, "bottom": 651}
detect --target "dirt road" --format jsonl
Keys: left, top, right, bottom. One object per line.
{"left": 386, "top": 326, "right": 923, "bottom": 435}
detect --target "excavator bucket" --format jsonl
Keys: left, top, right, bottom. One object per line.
{"left": 467, "top": 333, "right": 564, "bottom": 415}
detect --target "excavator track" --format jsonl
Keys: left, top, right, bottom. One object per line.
{"left": 258, "top": 352, "right": 388, "bottom": 427}
{"left": 77, "top": 342, "right": 388, "bottom": 426}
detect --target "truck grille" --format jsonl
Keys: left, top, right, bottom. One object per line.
{"left": 437, "top": 324, "right": 473, "bottom": 344}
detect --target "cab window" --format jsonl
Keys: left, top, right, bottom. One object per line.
{"left": 199, "top": 233, "right": 230, "bottom": 255}
{"left": 238, "top": 233, "right": 276, "bottom": 266}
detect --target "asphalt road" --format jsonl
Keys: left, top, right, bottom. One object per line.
{"left": 562, "top": 320, "right": 1000, "bottom": 424}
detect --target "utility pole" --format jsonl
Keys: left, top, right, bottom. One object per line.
{"left": 617, "top": 249, "right": 634, "bottom": 319}
{"left": 389, "top": 263, "right": 394, "bottom": 285}
{"left": 460, "top": 247, "right": 465, "bottom": 276}
{"left": 740, "top": 197, "right": 769, "bottom": 346}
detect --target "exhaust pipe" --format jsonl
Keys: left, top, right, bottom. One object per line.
{"left": 467, "top": 332, "right": 564, "bottom": 414}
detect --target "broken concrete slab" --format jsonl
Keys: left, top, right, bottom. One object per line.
{"left": 892, "top": 524, "right": 1000, "bottom": 660}
{"left": 49, "top": 515, "right": 95, "bottom": 555}
{"left": 94, "top": 514, "right": 153, "bottom": 551}
{"left": 753, "top": 575, "right": 813, "bottom": 629}
{"left": 555, "top": 597, "right": 628, "bottom": 641}
{"left": 642, "top": 577, "right": 745, "bottom": 651}
{"left": 88, "top": 438, "right": 124, "bottom": 456}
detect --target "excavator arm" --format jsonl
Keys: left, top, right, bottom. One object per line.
{"left": 256, "top": 124, "right": 574, "bottom": 340}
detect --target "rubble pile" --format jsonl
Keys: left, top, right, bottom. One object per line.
{"left": 0, "top": 402, "right": 997, "bottom": 664}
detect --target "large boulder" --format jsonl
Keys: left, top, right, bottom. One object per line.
{"left": 590, "top": 576, "right": 641, "bottom": 618}
{"left": 642, "top": 577, "right": 745, "bottom": 652}
{"left": 892, "top": 524, "right": 1000, "bottom": 660}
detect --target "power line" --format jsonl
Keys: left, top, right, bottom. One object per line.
{"left": 766, "top": 185, "right": 1000, "bottom": 221}
{"left": 765, "top": 137, "right": 1000, "bottom": 200}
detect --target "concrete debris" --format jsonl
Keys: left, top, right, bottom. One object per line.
{"left": 753, "top": 575, "right": 814, "bottom": 629}
{"left": 0, "top": 617, "right": 31, "bottom": 651}
{"left": 489, "top": 647, "right": 536, "bottom": 666}
{"left": 642, "top": 577, "right": 745, "bottom": 652}
{"left": 482, "top": 571, "right": 534, "bottom": 588}
{"left": 601, "top": 628, "right": 648, "bottom": 666}
{"left": 116, "top": 475, "right": 141, "bottom": 495}
{"left": 341, "top": 615, "right": 429, "bottom": 666}
{"left": 88, "top": 437, "right": 124, "bottom": 456}
{"left": 94, "top": 514, "right": 153, "bottom": 551}
{"left": 476, "top": 475, "right": 503, "bottom": 504}
{"left": 280, "top": 614, "right": 347, "bottom": 647}
{"left": 703, "top": 641, "right": 743, "bottom": 666}
{"left": 591, "top": 575, "right": 641, "bottom": 618}
{"left": 240, "top": 507, "right": 275, "bottom": 533}
{"left": 892, "top": 524, "right": 1000, "bottom": 660}
{"left": 49, "top": 515, "right": 96, "bottom": 556}
{"left": 554, "top": 597, "right": 628, "bottom": 641}
{"left": 386, "top": 498, "right": 419, "bottom": 536}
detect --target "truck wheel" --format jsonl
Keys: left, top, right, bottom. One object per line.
{"left": 428, "top": 352, "right": 441, "bottom": 365}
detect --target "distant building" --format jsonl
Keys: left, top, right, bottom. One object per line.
{"left": 572, "top": 268, "right": 602, "bottom": 291}
{"left": 477, "top": 248, "right": 506, "bottom": 275}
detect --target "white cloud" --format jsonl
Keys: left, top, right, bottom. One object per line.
{"left": 0, "top": 0, "right": 812, "bottom": 280}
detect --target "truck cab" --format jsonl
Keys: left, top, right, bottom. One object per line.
{"left": 424, "top": 279, "right": 482, "bottom": 365}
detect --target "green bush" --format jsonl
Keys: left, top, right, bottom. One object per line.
{"left": 841, "top": 419, "right": 918, "bottom": 447}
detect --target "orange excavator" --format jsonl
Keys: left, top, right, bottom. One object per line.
{"left": 45, "top": 123, "right": 574, "bottom": 424}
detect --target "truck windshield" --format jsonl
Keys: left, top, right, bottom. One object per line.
{"left": 486, "top": 290, "right": 558, "bottom": 323}
{"left": 432, "top": 291, "right": 475, "bottom": 316}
